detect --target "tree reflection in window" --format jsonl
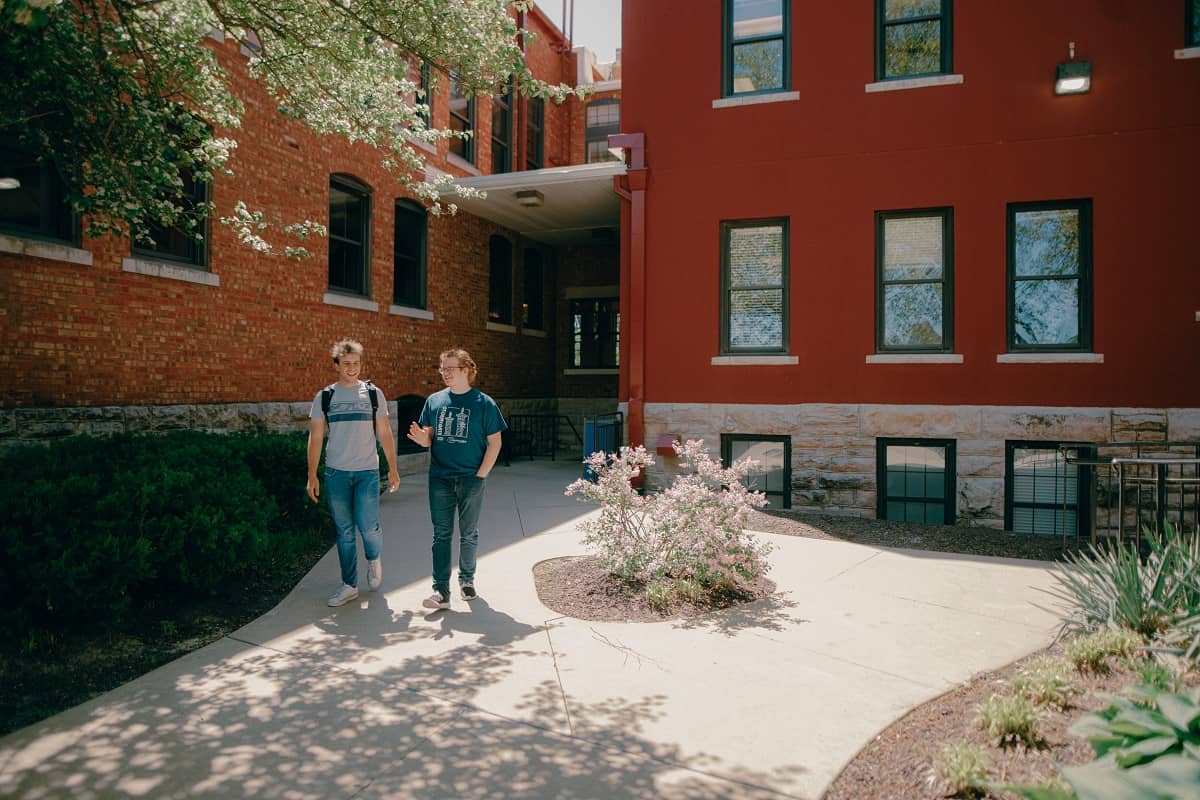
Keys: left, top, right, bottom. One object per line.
{"left": 877, "top": 209, "right": 952, "bottom": 352}
{"left": 1008, "top": 201, "right": 1091, "bottom": 350}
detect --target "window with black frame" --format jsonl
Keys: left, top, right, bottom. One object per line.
{"left": 329, "top": 175, "right": 371, "bottom": 296}
{"left": 875, "top": 0, "right": 953, "bottom": 81}
{"left": 418, "top": 62, "right": 433, "bottom": 128}
{"left": 877, "top": 438, "right": 956, "bottom": 524}
{"left": 1006, "top": 442, "right": 1089, "bottom": 536}
{"left": 720, "top": 218, "right": 788, "bottom": 355}
{"left": 393, "top": 199, "right": 426, "bottom": 308}
{"left": 571, "top": 297, "right": 619, "bottom": 368}
{"left": 585, "top": 99, "right": 621, "bottom": 163}
{"left": 525, "top": 97, "right": 544, "bottom": 170}
{"left": 1191, "top": 0, "right": 1200, "bottom": 47}
{"left": 876, "top": 208, "right": 953, "bottom": 353}
{"left": 1007, "top": 199, "right": 1092, "bottom": 352}
{"left": 0, "top": 145, "right": 76, "bottom": 244}
{"left": 723, "top": 0, "right": 789, "bottom": 96}
{"left": 449, "top": 72, "right": 474, "bottom": 163}
{"left": 133, "top": 167, "right": 210, "bottom": 267}
{"left": 523, "top": 248, "right": 544, "bottom": 329}
{"left": 488, "top": 235, "right": 513, "bottom": 324}
{"left": 491, "top": 80, "right": 513, "bottom": 174}
{"left": 722, "top": 434, "right": 792, "bottom": 509}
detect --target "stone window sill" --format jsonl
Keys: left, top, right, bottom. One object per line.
{"left": 486, "top": 321, "right": 516, "bottom": 333}
{"left": 712, "top": 90, "right": 800, "bottom": 109}
{"left": 1175, "top": 46, "right": 1200, "bottom": 59}
{"left": 522, "top": 327, "right": 547, "bottom": 338}
{"left": 388, "top": 304, "right": 433, "bottom": 320}
{"left": 865, "top": 74, "right": 964, "bottom": 93}
{"left": 997, "top": 353, "right": 1104, "bottom": 364}
{"left": 123, "top": 256, "right": 218, "bottom": 286}
{"left": 1, "top": 234, "right": 93, "bottom": 266}
{"left": 564, "top": 368, "right": 618, "bottom": 375}
{"left": 711, "top": 355, "right": 798, "bottom": 366}
{"left": 446, "top": 153, "right": 481, "bottom": 176}
{"left": 866, "top": 353, "right": 963, "bottom": 364}
{"left": 323, "top": 292, "right": 378, "bottom": 312}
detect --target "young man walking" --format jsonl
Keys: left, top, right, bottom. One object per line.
{"left": 307, "top": 339, "right": 400, "bottom": 607}
{"left": 406, "top": 348, "right": 506, "bottom": 610}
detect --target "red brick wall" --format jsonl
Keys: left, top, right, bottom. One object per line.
{"left": 0, "top": 32, "right": 573, "bottom": 408}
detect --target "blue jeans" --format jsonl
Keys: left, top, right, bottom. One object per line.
{"left": 324, "top": 467, "right": 382, "bottom": 587}
{"left": 429, "top": 475, "right": 486, "bottom": 593}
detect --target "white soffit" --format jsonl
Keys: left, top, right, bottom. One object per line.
{"left": 451, "top": 160, "right": 625, "bottom": 246}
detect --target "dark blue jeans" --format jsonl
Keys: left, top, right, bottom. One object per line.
{"left": 428, "top": 475, "right": 486, "bottom": 593}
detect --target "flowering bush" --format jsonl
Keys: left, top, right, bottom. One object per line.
{"left": 565, "top": 439, "right": 772, "bottom": 596}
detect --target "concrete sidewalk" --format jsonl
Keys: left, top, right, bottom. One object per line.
{"left": 0, "top": 460, "right": 1066, "bottom": 799}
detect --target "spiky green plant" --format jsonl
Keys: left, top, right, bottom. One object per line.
{"left": 929, "top": 742, "right": 992, "bottom": 797}
{"left": 976, "top": 692, "right": 1040, "bottom": 746}
{"left": 1063, "top": 628, "right": 1143, "bottom": 674}
{"left": 1010, "top": 655, "right": 1077, "bottom": 710}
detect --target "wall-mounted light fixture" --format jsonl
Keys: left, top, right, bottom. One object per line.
{"left": 515, "top": 189, "right": 544, "bottom": 207}
{"left": 1054, "top": 42, "right": 1091, "bottom": 95}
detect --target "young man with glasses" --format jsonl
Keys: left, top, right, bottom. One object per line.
{"left": 307, "top": 339, "right": 401, "bottom": 607}
{"left": 406, "top": 348, "right": 506, "bottom": 609}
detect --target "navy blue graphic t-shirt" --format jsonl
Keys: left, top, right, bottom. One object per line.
{"left": 418, "top": 387, "right": 507, "bottom": 478}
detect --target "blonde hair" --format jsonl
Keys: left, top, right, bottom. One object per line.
{"left": 440, "top": 347, "right": 478, "bottom": 382}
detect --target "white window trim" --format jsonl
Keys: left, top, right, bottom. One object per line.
{"left": 123, "top": 256, "right": 218, "bottom": 286}
{"left": 486, "top": 321, "right": 517, "bottom": 333}
{"left": 323, "top": 292, "right": 378, "bottom": 312}
{"left": 446, "top": 152, "right": 481, "bottom": 176}
{"left": 712, "top": 90, "right": 800, "bottom": 109}
{"left": 865, "top": 74, "right": 964, "bottom": 93}
{"left": 711, "top": 355, "right": 798, "bottom": 366}
{"left": 1, "top": 233, "right": 92, "bottom": 266}
{"left": 1175, "top": 46, "right": 1200, "bottom": 59}
{"left": 866, "top": 353, "right": 964, "bottom": 364}
{"left": 388, "top": 304, "right": 433, "bottom": 320}
{"left": 996, "top": 353, "right": 1104, "bottom": 364}
{"left": 564, "top": 368, "right": 618, "bottom": 375}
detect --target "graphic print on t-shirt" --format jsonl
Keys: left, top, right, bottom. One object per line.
{"left": 328, "top": 397, "right": 374, "bottom": 423}
{"left": 435, "top": 405, "right": 471, "bottom": 444}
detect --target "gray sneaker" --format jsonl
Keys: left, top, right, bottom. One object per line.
{"left": 327, "top": 584, "right": 359, "bottom": 607}
{"left": 422, "top": 590, "right": 450, "bottom": 610}
{"left": 367, "top": 557, "right": 383, "bottom": 591}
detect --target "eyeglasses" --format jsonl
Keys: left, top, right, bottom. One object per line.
{"left": 437, "top": 366, "right": 464, "bottom": 374}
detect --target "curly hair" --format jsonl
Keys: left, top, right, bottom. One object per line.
{"left": 440, "top": 347, "right": 478, "bottom": 383}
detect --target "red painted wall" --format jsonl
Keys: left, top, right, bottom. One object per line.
{"left": 622, "top": 1, "right": 1200, "bottom": 408}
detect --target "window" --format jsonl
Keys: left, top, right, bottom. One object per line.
{"left": 329, "top": 175, "right": 371, "bottom": 296}
{"left": 491, "top": 80, "right": 513, "bottom": 174}
{"left": 876, "top": 208, "right": 953, "bottom": 352}
{"left": 393, "top": 199, "right": 426, "bottom": 308}
{"left": 723, "top": 0, "right": 789, "bottom": 96}
{"left": 525, "top": 97, "right": 544, "bottom": 170}
{"left": 875, "top": 0, "right": 953, "bottom": 81}
{"left": 1191, "top": 0, "right": 1200, "bottom": 47}
{"left": 1007, "top": 199, "right": 1092, "bottom": 352}
{"left": 418, "top": 62, "right": 433, "bottom": 128}
{"left": 523, "top": 248, "right": 544, "bottom": 329}
{"left": 488, "top": 235, "right": 512, "bottom": 324}
{"left": 571, "top": 297, "right": 619, "bottom": 368}
{"left": 722, "top": 435, "right": 792, "bottom": 509}
{"left": 585, "top": 99, "right": 621, "bottom": 164}
{"left": 877, "top": 439, "right": 956, "bottom": 524}
{"left": 0, "top": 146, "right": 75, "bottom": 243}
{"left": 449, "top": 72, "right": 474, "bottom": 163}
{"left": 1006, "top": 442, "right": 1091, "bottom": 536}
{"left": 133, "top": 167, "right": 209, "bottom": 267}
{"left": 720, "top": 218, "right": 788, "bottom": 354}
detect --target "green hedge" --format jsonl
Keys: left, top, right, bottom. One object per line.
{"left": 0, "top": 431, "right": 330, "bottom": 638}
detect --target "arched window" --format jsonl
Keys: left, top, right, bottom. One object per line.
{"left": 488, "top": 235, "right": 513, "bottom": 324}
{"left": 395, "top": 394, "right": 427, "bottom": 454}
{"left": 329, "top": 174, "right": 371, "bottom": 296}
{"left": 393, "top": 199, "right": 426, "bottom": 308}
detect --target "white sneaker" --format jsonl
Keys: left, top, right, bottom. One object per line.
{"left": 422, "top": 590, "right": 450, "bottom": 610}
{"left": 327, "top": 584, "right": 359, "bottom": 607}
{"left": 367, "top": 557, "right": 383, "bottom": 591}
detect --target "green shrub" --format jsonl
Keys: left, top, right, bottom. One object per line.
{"left": 976, "top": 692, "right": 1040, "bottom": 746}
{"left": 1063, "top": 628, "right": 1143, "bottom": 674}
{"left": 0, "top": 431, "right": 329, "bottom": 640}
{"left": 1011, "top": 655, "right": 1077, "bottom": 710}
{"left": 929, "top": 741, "right": 992, "bottom": 797}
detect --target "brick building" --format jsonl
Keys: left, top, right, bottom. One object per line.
{"left": 0, "top": 5, "right": 624, "bottom": 470}
{"left": 615, "top": 1, "right": 1199, "bottom": 533}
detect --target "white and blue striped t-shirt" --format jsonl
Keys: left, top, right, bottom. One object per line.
{"left": 309, "top": 381, "right": 388, "bottom": 471}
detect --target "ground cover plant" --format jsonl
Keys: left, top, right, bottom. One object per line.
{"left": 0, "top": 430, "right": 333, "bottom": 735}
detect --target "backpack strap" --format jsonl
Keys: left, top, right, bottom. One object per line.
{"left": 322, "top": 381, "right": 378, "bottom": 423}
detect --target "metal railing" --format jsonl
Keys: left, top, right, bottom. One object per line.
{"left": 1061, "top": 441, "right": 1200, "bottom": 548}
{"left": 502, "top": 414, "right": 582, "bottom": 463}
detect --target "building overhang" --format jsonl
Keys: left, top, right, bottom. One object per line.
{"left": 450, "top": 160, "right": 625, "bottom": 247}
